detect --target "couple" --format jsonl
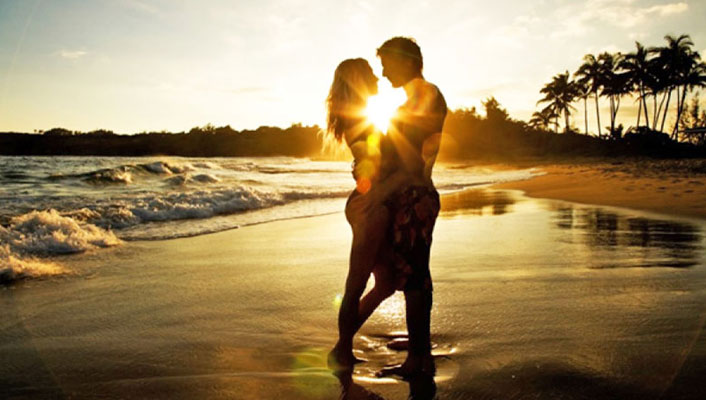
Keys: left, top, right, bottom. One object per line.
{"left": 326, "top": 37, "right": 447, "bottom": 378}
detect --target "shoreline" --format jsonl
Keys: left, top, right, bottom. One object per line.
{"left": 488, "top": 159, "right": 706, "bottom": 220}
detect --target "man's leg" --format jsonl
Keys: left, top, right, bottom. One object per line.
{"left": 377, "top": 285, "right": 434, "bottom": 379}
{"left": 403, "top": 287, "right": 434, "bottom": 372}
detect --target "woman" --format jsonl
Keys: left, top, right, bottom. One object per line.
{"left": 325, "top": 58, "right": 403, "bottom": 369}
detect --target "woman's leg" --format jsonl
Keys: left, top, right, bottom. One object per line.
{"left": 331, "top": 198, "right": 389, "bottom": 367}
{"left": 356, "top": 261, "right": 396, "bottom": 331}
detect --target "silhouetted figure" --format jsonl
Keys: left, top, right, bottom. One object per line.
{"left": 325, "top": 37, "right": 447, "bottom": 380}
{"left": 325, "top": 58, "right": 401, "bottom": 369}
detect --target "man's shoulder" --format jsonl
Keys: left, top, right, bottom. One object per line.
{"left": 426, "top": 81, "right": 446, "bottom": 111}
{"left": 405, "top": 78, "right": 446, "bottom": 113}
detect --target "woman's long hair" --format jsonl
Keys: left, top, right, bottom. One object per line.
{"left": 326, "top": 58, "right": 374, "bottom": 142}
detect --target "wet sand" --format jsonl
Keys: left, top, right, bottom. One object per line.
{"left": 493, "top": 159, "right": 706, "bottom": 219}
{"left": 1, "top": 187, "right": 706, "bottom": 399}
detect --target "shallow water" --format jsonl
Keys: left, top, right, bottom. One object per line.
{"left": 1, "top": 189, "right": 705, "bottom": 399}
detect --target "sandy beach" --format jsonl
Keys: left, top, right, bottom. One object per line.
{"left": 2, "top": 172, "right": 706, "bottom": 399}
{"left": 493, "top": 158, "right": 706, "bottom": 220}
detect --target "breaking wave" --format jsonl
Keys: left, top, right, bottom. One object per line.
{"left": 0, "top": 210, "right": 121, "bottom": 284}
{"left": 49, "top": 161, "right": 203, "bottom": 185}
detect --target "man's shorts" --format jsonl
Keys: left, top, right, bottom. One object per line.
{"left": 385, "top": 185, "right": 440, "bottom": 292}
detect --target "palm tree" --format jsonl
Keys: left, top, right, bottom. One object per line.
{"left": 538, "top": 71, "right": 578, "bottom": 133}
{"left": 574, "top": 79, "right": 591, "bottom": 134}
{"left": 645, "top": 55, "right": 669, "bottom": 130}
{"left": 653, "top": 34, "right": 696, "bottom": 136}
{"left": 575, "top": 54, "right": 603, "bottom": 137}
{"left": 529, "top": 108, "right": 557, "bottom": 131}
{"left": 619, "top": 42, "right": 652, "bottom": 129}
{"left": 598, "top": 52, "right": 629, "bottom": 137}
{"left": 674, "top": 58, "right": 706, "bottom": 138}
{"left": 574, "top": 55, "right": 601, "bottom": 136}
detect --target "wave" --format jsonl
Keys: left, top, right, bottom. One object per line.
{"left": 0, "top": 210, "right": 121, "bottom": 284}
{"left": 165, "top": 173, "right": 221, "bottom": 186}
{"left": 2, "top": 210, "right": 121, "bottom": 255}
{"left": 258, "top": 168, "right": 347, "bottom": 175}
{"left": 0, "top": 185, "right": 351, "bottom": 247}
{"left": 48, "top": 160, "right": 203, "bottom": 185}
{"left": 192, "top": 161, "right": 219, "bottom": 169}
{"left": 0, "top": 244, "right": 66, "bottom": 284}
{"left": 141, "top": 161, "right": 195, "bottom": 174}
{"left": 84, "top": 166, "right": 134, "bottom": 184}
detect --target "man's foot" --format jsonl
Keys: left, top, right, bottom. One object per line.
{"left": 376, "top": 355, "right": 435, "bottom": 380}
{"left": 327, "top": 346, "right": 366, "bottom": 371}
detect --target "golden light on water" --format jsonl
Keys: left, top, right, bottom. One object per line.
{"left": 364, "top": 86, "right": 406, "bottom": 133}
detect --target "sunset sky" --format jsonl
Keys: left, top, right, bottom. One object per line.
{"left": 1, "top": 0, "right": 705, "bottom": 134}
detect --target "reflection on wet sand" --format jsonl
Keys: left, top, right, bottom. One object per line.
{"left": 551, "top": 205, "right": 703, "bottom": 268}
{"left": 334, "top": 369, "right": 436, "bottom": 400}
{"left": 441, "top": 188, "right": 515, "bottom": 216}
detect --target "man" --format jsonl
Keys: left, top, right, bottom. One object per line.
{"left": 377, "top": 36, "right": 447, "bottom": 377}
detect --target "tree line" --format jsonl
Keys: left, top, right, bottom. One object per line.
{"left": 532, "top": 34, "right": 706, "bottom": 143}
{"left": 0, "top": 124, "right": 325, "bottom": 158}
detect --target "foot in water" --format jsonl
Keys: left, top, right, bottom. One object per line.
{"left": 376, "top": 354, "right": 436, "bottom": 380}
{"left": 327, "top": 346, "right": 367, "bottom": 371}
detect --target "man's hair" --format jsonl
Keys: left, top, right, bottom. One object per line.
{"left": 377, "top": 37, "right": 423, "bottom": 72}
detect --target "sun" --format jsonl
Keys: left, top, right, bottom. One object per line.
{"left": 364, "top": 84, "right": 406, "bottom": 133}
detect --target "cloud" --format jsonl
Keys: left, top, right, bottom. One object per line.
{"left": 59, "top": 50, "right": 87, "bottom": 59}
{"left": 550, "top": 1, "right": 689, "bottom": 38}
{"left": 646, "top": 2, "right": 688, "bottom": 16}
{"left": 120, "top": 0, "right": 161, "bottom": 15}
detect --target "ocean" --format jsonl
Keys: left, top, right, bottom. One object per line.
{"left": 0, "top": 156, "right": 536, "bottom": 283}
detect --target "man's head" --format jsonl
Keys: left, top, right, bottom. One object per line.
{"left": 377, "top": 37, "right": 423, "bottom": 88}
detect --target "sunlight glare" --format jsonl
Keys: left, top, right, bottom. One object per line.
{"left": 365, "top": 85, "right": 405, "bottom": 133}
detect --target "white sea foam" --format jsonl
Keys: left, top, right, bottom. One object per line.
{"left": 164, "top": 173, "right": 221, "bottom": 186}
{"left": 0, "top": 210, "right": 121, "bottom": 283}
{"left": 0, "top": 244, "right": 66, "bottom": 283}
{"left": 128, "top": 187, "right": 278, "bottom": 222}
{"left": 2, "top": 210, "right": 121, "bottom": 255}
{"left": 141, "top": 161, "right": 195, "bottom": 175}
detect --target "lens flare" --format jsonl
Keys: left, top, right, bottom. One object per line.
{"left": 365, "top": 85, "right": 405, "bottom": 133}
{"left": 333, "top": 293, "right": 343, "bottom": 309}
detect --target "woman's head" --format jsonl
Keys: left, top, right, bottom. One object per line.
{"left": 326, "top": 58, "right": 378, "bottom": 142}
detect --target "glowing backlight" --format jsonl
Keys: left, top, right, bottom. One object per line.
{"left": 365, "top": 85, "right": 406, "bottom": 133}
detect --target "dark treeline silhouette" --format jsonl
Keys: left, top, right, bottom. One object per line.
{"left": 2, "top": 102, "right": 705, "bottom": 160}
{"left": 0, "top": 124, "right": 324, "bottom": 157}
{"left": 441, "top": 97, "right": 705, "bottom": 161}
{"left": 535, "top": 33, "right": 706, "bottom": 142}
